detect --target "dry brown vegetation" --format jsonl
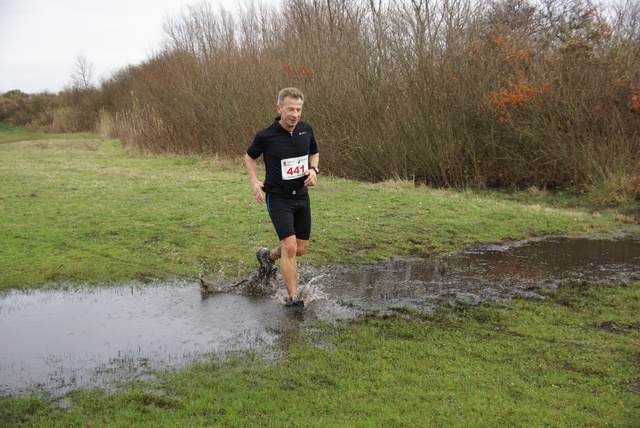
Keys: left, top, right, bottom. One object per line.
{"left": 2, "top": 0, "right": 639, "bottom": 200}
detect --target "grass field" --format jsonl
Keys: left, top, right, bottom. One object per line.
{"left": 1, "top": 128, "right": 638, "bottom": 426}
{"left": 0, "top": 130, "right": 635, "bottom": 291}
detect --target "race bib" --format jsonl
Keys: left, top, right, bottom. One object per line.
{"left": 281, "top": 155, "right": 308, "bottom": 180}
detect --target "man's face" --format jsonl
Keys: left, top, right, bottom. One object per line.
{"left": 276, "top": 96, "right": 303, "bottom": 132}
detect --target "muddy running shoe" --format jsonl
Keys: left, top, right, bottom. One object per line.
{"left": 256, "top": 247, "right": 275, "bottom": 276}
{"left": 284, "top": 295, "right": 304, "bottom": 307}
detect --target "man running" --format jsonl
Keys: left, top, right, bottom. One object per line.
{"left": 244, "top": 87, "right": 320, "bottom": 307}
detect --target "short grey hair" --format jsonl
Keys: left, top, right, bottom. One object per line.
{"left": 277, "top": 87, "right": 305, "bottom": 106}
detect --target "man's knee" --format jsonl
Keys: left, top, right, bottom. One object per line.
{"left": 296, "top": 239, "right": 309, "bottom": 257}
{"left": 280, "top": 236, "right": 298, "bottom": 257}
{"left": 281, "top": 237, "right": 309, "bottom": 257}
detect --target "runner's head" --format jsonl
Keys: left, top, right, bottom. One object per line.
{"left": 276, "top": 88, "right": 304, "bottom": 132}
{"left": 277, "top": 87, "right": 304, "bottom": 107}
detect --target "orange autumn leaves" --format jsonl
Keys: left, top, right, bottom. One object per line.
{"left": 491, "top": 78, "right": 549, "bottom": 120}
{"left": 283, "top": 64, "right": 314, "bottom": 80}
{"left": 485, "top": 31, "right": 640, "bottom": 121}
{"left": 474, "top": 31, "right": 550, "bottom": 121}
{"left": 491, "top": 78, "right": 640, "bottom": 120}
{"left": 631, "top": 94, "right": 640, "bottom": 112}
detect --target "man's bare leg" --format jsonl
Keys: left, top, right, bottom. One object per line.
{"left": 277, "top": 235, "right": 298, "bottom": 297}
{"left": 270, "top": 237, "right": 309, "bottom": 298}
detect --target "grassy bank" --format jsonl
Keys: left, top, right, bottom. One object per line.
{"left": 1, "top": 132, "right": 636, "bottom": 291}
{"left": 1, "top": 131, "right": 639, "bottom": 426}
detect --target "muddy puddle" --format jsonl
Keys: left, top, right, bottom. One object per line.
{"left": 1, "top": 236, "right": 638, "bottom": 397}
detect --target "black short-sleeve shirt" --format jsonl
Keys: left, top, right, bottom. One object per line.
{"left": 246, "top": 118, "right": 319, "bottom": 191}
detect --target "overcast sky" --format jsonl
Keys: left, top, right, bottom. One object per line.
{"left": 0, "top": 0, "right": 275, "bottom": 94}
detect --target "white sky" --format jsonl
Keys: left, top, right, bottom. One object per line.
{"left": 0, "top": 0, "right": 275, "bottom": 94}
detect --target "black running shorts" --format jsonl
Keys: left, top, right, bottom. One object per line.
{"left": 265, "top": 192, "right": 311, "bottom": 241}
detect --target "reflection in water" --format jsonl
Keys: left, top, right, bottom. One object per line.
{"left": 1, "top": 236, "right": 638, "bottom": 396}
{"left": 1, "top": 285, "right": 285, "bottom": 396}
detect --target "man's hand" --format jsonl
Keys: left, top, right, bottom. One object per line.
{"left": 304, "top": 169, "right": 317, "bottom": 187}
{"left": 245, "top": 154, "right": 265, "bottom": 204}
{"left": 252, "top": 180, "right": 265, "bottom": 204}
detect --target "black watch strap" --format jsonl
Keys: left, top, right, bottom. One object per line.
{"left": 310, "top": 166, "right": 319, "bottom": 174}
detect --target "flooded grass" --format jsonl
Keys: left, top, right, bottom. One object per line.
{"left": 2, "top": 270, "right": 637, "bottom": 426}
{"left": 0, "top": 281, "right": 281, "bottom": 397}
{"left": 2, "top": 237, "right": 638, "bottom": 407}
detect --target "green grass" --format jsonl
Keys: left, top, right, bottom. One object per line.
{"left": 0, "top": 123, "right": 96, "bottom": 145}
{"left": 1, "top": 127, "right": 638, "bottom": 426}
{"left": 0, "top": 129, "right": 634, "bottom": 290}
{"left": 2, "top": 282, "right": 638, "bottom": 427}
{"left": 0, "top": 123, "right": 44, "bottom": 144}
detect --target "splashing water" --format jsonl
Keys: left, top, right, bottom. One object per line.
{"left": 200, "top": 264, "right": 328, "bottom": 307}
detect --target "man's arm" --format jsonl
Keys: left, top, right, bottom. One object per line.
{"left": 244, "top": 153, "right": 265, "bottom": 204}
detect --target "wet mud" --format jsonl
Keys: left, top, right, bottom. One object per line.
{"left": 321, "top": 235, "right": 640, "bottom": 314}
{"left": 1, "top": 236, "right": 638, "bottom": 397}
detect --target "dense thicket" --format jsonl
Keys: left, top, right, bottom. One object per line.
{"left": 0, "top": 88, "right": 100, "bottom": 132}
{"left": 4, "top": 0, "right": 640, "bottom": 199}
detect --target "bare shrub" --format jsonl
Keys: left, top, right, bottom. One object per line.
{"left": 46, "top": 0, "right": 640, "bottom": 199}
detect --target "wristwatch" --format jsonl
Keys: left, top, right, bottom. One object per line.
{"left": 310, "top": 166, "right": 319, "bottom": 174}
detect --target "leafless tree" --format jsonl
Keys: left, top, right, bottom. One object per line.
{"left": 71, "top": 52, "right": 95, "bottom": 90}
